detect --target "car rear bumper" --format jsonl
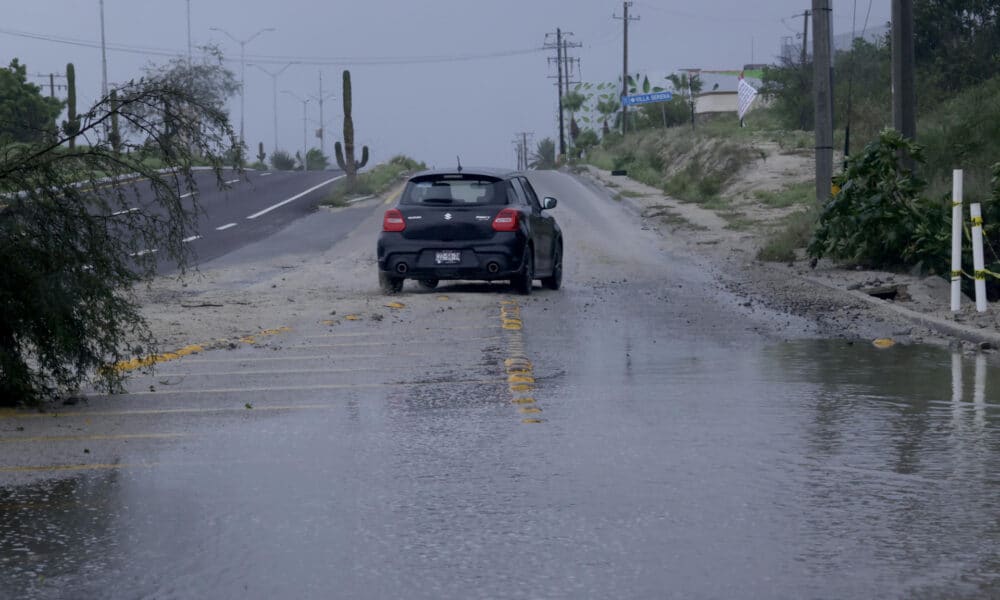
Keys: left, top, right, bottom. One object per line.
{"left": 377, "top": 234, "right": 525, "bottom": 280}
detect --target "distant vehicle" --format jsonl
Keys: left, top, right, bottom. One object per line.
{"left": 377, "top": 168, "right": 563, "bottom": 295}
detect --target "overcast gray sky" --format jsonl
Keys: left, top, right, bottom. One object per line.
{"left": 6, "top": 1, "right": 889, "bottom": 169}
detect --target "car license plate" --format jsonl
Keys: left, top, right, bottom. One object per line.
{"left": 435, "top": 250, "right": 461, "bottom": 265}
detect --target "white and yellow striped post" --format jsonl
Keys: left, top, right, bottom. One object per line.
{"left": 970, "top": 203, "right": 988, "bottom": 313}
{"left": 951, "top": 170, "right": 964, "bottom": 312}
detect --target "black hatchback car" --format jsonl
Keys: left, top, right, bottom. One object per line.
{"left": 377, "top": 168, "right": 563, "bottom": 295}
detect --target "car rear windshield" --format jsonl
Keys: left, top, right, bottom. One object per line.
{"left": 400, "top": 174, "right": 508, "bottom": 206}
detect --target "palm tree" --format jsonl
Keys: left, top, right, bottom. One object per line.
{"left": 529, "top": 138, "right": 557, "bottom": 170}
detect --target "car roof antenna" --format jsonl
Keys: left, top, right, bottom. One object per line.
{"left": 456, "top": 156, "right": 463, "bottom": 173}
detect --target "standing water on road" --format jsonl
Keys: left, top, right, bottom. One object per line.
{"left": 1, "top": 335, "right": 997, "bottom": 599}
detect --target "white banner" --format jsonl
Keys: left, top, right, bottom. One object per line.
{"left": 737, "top": 77, "right": 759, "bottom": 121}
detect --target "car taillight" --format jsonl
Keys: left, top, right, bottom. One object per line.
{"left": 492, "top": 208, "right": 519, "bottom": 232}
{"left": 383, "top": 208, "right": 405, "bottom": 232}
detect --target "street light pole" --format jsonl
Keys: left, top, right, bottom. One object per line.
{"left": 283, "top": 90, "right": 310, "bottom": 172}
{"left": 309, "top": 71, "right": 337, "bottom": 160}
{"left": 99, "top": 0, "right": 109, "bottom": 98}
{"left": 251, "top": 63, "right": 295, "bottom": 154}
{"left": 210, "top": 26, "right": 275, "bottom": 148}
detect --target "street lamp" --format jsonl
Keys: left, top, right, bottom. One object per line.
{"left": 282, "top": 90, "right": 310, "bottom": 172}
{"left": 209, "top": 25, "right": 275, "bottom": 147}
{"left": 251, "top": 63, "right": 296, "bottom": 155}
{"left": 309, "top": 71, "right": 337, "bottom": 160}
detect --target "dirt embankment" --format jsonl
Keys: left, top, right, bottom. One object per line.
{"left": 578, "top": 134, "right": 1000, "bottom": 350}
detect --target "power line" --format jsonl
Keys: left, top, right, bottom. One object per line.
{"left": 0, "top": 27, "right": 546, "bottom": 67}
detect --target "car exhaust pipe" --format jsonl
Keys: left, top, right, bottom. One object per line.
{"left": 395, "top": 262, "right": 408, "bottom": 275}
{"left": 486, "top": 262, "right": 500, "bottom": 274}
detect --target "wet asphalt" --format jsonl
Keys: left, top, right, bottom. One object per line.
{"left": 1, "top": 171, "right": 999, "bottom": 599}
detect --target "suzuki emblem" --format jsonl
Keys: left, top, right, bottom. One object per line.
{"left": 444, "top": 213, "right": 453, "bottom": 220}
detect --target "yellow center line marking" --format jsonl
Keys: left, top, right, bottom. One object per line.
{"left": 499, "top": 299, "right": 545, "bottom": 424}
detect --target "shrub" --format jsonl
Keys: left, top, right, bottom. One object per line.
{"left": 270, "top": 150, "right": 295, "bottom": 171}
{"left": 808, "top": 129, "right": 950, "bottom": 271}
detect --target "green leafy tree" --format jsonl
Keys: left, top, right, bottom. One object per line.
{"left": 530, "top": 138, "right": 557, "bottom": 170}
{"left": 760, "top": 57, "right": 813, "bottom": 131}
{"left": 134, "top": 45, "right": 239, "bottom": 160}
{"left": 0, "top": 74, "right": 239, "bottom": 405}
{"left": 0, "top": 59, "right": 62, "bottom": 144}
{"left": 915, "top": 0, "right": 1000, "bottom": 98}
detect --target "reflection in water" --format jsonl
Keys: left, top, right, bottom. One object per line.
{"left": 764, "top": 342, "right": 999, "bottom": 598}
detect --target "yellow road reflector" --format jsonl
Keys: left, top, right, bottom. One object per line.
{"left": 260, "top": 327, "right": 292, "bottom": 336}
{"left": 518, "top": 407, "right": 542, "bottom": 414}
{"left": 344, "top": 315, "right": 361, "bottom": 321}
{"left": 320, "top": 320, "right": 338, "bottom": 326}
{"left": 509, "top": 384, "right": 534, "bottom": 393}
{"left": 521, "top": 418, "right": 544, "bottom": 424}
{"left": 508, "top": 374, "right": 535, "bottom": 384}
{"left": 872, "top": 338, "right": 896, "bottom": 349}
{"left": 504, "top": 358, "right": 532, "bottom": 368}
{"left": 512, "top": 397, "right": 536, "bottom": 405}
{"left": 437, "top": 296, "right": 450, "bottom": 301}
{"left": 385, "top": 302, "right": 406, "bottom": 309}
{"left": 239, "top": 336, "right": 256, "bottom": 344}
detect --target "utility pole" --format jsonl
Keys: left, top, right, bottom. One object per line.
{"left": 891, "top": 0, "right": 916, "bottom": 143}
{"left": 513, "top": 132, "right": 534, "bottom": 170}
{"left": 812, "top": 0, "right": 834, "bottom": 204}
{"left": 99, "top": 0, "right": 109, "bottom": 98}
{"left": 614, "top": 1, "right": 640, "bottom": 135}
{"left": 543, "top": 29, "right": 567, "bottom": 158}
{"left": 801, "top": 10, "right": 811, "bottom": 66}
{"left": 250, "top": 62, "right": 295, "bottom": 154}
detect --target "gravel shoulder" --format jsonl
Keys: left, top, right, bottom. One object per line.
{"left": 577, "top": 163, "right": 1000, "bottom": 350}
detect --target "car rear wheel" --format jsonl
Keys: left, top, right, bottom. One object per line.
{"left": 379, "top": 271, "right": 404, "bottom": 294}
{"left": 541, "top": 242, "right": 562, "bottom": 291}
{"left": 511, "top": 247, "right": 534, "bottom": 295}
{"left": 417, "top": 279, "right": 439, "bottom": 290}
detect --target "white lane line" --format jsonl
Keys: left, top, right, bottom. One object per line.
{"left": 130, "top": 249, "right": 158, "bottom": 257}
{"left": 179, "top": 191, "right": 196, "bottom": 199}
{"left": 347, "top": 195, "right": 374, "bottom": 204}
{"left": 259, "top": 172, "right": 273, "bottom": 177}
{"left": 182, "top": 235, "right": 201, "bottom": 243}
{"left": 224, "top": 178, "right": 240, "bottom": 185}
{"left": 111, "top": 207, "right": 139, "bottom": 216}
{"left": 246, "top": 175, "right": 345, "bottom": 220}
{"left": 216, "top": 223, "right": 237, "bottom": 231}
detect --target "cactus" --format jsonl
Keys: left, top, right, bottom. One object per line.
{"left": 257, "top": 141, "right": 266, "bottom": 164}
{"left": 109, "top": 89, "right": 121, "bottom": 154}
{"left": 62, "top": 63, "right": 79, "bottom": 149}
{"left": 334, "top": 70, "right": 369, "bottom": 187}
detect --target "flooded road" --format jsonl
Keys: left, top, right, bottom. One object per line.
{"left": 1, "top": 171, "right": 999, "bottom": 599}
